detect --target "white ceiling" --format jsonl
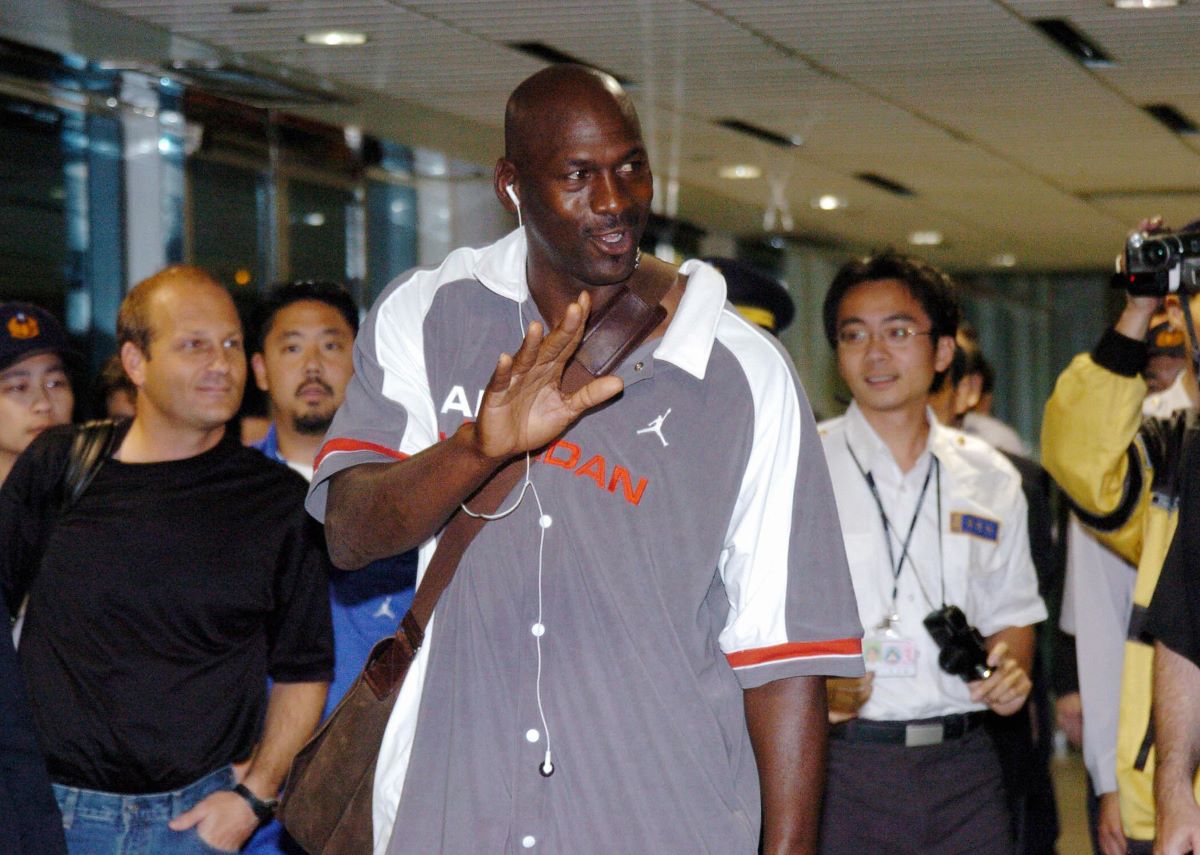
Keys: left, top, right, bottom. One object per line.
{"left": 12, "top": 0, "right": 1200, "bottom": 271}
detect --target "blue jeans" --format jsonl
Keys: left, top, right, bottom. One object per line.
{"left": 52, "top": 766, "right": 237, "bottom": 855}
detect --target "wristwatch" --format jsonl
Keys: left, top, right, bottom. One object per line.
{"left": 233, "top": 783, "right": 279, "bottom": 824}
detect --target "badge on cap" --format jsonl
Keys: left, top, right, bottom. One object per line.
{"left": 951, "top": 512, "right": 999, "bottom": 542}
{"left": 7, "top": 313, "right": 40, "bottom": 340}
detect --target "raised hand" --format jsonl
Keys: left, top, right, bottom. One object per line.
{"left": 472, "top": 291, "right": 624, "bottom": 461}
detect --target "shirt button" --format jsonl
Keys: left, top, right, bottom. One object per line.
{"left": 531, "top": 623, "right": 545, "bottom": 637}
{"left": 525, "top": 728, "right": 540, "bottom": 743}
{"left": 539, "top": 514, "right": 553, "bottom": 529}
{"left": 522, "top": 835, "right": 536, "bottom": 848}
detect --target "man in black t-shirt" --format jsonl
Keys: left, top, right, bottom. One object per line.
{"left": 0, "top": 266, "right": 333, "bottom": 854}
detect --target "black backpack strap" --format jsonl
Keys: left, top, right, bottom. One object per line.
{"left": 59, "top": 419, "right": 122, "bottom": 512}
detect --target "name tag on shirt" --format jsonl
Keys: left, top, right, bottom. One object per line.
{"left": 863, "top": 637, "right": 918, "bottom": 678}
{"left": 951, "top": 512, "right": 999, "bottom": 542}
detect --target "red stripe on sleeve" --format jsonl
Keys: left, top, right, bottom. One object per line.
{"left": 726, "top": 637, "right": 862, "bottom": 669}
{"left": 314, "top": 438, "right": 408, "bottom": 470}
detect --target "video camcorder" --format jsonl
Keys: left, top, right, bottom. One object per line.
{"left": 1115, "top": 230, "right": 1200, "bottom": 296}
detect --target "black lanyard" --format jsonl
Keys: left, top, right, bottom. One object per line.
{"left": 846, "top": 438, "right": 943, "bottom": 611}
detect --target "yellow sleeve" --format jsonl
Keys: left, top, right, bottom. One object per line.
{"left": 1041, "top": 352, "right": 1149, "bottom": 564}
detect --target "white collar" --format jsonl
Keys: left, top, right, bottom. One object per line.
{"left": 469, "top": 229, "right": 727, "bottom": 381}
{"left": 471, "top": 226, "right": 530, "bottom": 302}
{"left": 844, "top": 400, "right": 941, "bottom": 473}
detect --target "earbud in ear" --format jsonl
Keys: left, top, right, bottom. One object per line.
{"left": 506, "top": 184, "right": 520, "bottom": 207}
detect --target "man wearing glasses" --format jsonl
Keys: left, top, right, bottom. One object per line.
{"left": 815, "top": 251, "right": 1045, "bottom": 854}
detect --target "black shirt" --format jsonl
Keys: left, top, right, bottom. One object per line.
{"left": 0, "top": 426, "right": 333, "bottom": 793}
{"left": 1147, "top": 432, "right": 1200, "bottom": 668}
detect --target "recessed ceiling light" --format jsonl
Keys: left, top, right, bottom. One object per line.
{"left": 1111, "top": 0, "right": 1181, "bottom": 8}
{"left": 1032, "top": 19, "right": 1113, "bottom": 68}
{"left": 302, "top": 31, "right": 368, "bottom": 46}
{"left": 718, "top": 164, "right": 762, "bottom": 180}
{"left": 908, "top": 230, "right": 943, "bottom": 246}
{"left": 302, "top": 212, "right": 326, "bottom": 227}
{"left": 991, "top": 252, "right": 1018, "bottom": 268}
{"left": 812, "top": 195, "right": 847, "bottom": 211}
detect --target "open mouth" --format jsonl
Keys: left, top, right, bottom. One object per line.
{"left": 590, "top": 229, "right": 634, "bottom": 257}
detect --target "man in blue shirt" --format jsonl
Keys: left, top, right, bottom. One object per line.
{"left": 245, "top": 281, "right": 416, "bottom": 854}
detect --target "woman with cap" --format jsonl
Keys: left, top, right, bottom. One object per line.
{"left": 0, "top": 301, "right": 72, "bottom": 855}
{"left": 0, "top": 302, "right": 75, "bottom": 485}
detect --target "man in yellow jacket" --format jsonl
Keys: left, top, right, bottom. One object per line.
{"left": 1043, "top": 281, "right": 1199, "bottom": 854}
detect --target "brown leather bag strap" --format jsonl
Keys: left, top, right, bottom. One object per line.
{"left": 386, "top": 271, "right": 676, "bottom": 665}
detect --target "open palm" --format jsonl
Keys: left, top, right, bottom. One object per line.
{"left": 474, "top": 292, "right": 624, "bottom": 461}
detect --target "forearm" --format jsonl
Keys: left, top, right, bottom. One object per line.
{"left": 985, "top": 625, "right": 1034, "bottom": 674}
{"left": 1154, "top": 642, "right": 1200, "bottom": 807}
{"left": 241, "top": 680, "right": 328, "bottom": 799}
{"left": 1113, "top": 299, "right": 1157, "bottom": 342}
{"left": 325, "top": 423, "right": 503, "bottom": 569}
{"left": 744, "top": 675, "right": 827, "bottom": 855}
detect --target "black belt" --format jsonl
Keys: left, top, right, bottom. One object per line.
{"left": 830, "top": 712, "right": 987, "bottom": 747}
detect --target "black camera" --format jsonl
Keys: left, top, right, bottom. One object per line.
{"left": 923, "top": 605, "right": 993, "bottom": 683}
{"left": 1115, "top": 230, "right": 1200, "bottom": 296}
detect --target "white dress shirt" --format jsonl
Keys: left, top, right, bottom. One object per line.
{"left": 820, "top": 402, "right": 1047, "bottom": 720}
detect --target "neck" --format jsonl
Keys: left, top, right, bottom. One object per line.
{"left": 928, "top": 387, "right": 960, "bottom": 429}
{"left": 858, "top": 402, "right": 931, "bottom": 473}
{"left": 527, "top": 253, "right": 681, "bottom": 337}
{"left": 116, "top": 412, "right": 225, "bottom": 463}
{"left": 273, "top": 418, "right": 323, "bottom": 469}
{"left": 0, "top": 452, "right": 14, "bottom": 486}
{"left": 527, "top": 270, "right": 626, "bottom": 331}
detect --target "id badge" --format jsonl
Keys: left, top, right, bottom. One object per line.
{"left": 863, "top": 632, "right": 919, "bottom": 679}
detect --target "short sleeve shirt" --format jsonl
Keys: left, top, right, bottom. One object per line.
{"left": 307, "top": 229, "right": 863, "bottom": 853}
{"left": 1, "top": 428, "right": 333, "bottom": 792}
{"left": 819, "top": 403, "right": 1047, "bottom": 720}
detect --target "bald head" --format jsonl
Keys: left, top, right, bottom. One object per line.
{"left": 118, "top": 265, "right": 229, "bottom": 355}
{"left": 504, "top": 65, "right": 642, "bottom": 168}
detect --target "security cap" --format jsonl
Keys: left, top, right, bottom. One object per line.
{"left": 0, "top": 303, "right": 74, "bottom": 373}
{"left": 702, "top": 257, "right": 795, "bottom": 335}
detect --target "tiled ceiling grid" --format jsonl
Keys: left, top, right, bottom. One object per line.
{"left": 72, "top": 0, "right": 1200, "bottom": 270}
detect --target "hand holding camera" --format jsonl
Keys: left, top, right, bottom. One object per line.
{"left": 922, "top": 605, "right": 1031, "bottom": 716}
{"left": 967, "top": 640, "right": 1031, "bottom": 717}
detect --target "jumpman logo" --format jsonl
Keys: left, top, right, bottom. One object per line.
{"left": 372, "top": 597, "right": 396, "bottom": 620}
{"left": 636, "top": 408, "right": 672, "bottom": 447}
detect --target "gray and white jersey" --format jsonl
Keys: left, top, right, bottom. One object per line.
{"left": 308, "top": 228, "right": 863, "bottom": 854}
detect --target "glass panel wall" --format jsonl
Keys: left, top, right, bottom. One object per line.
{"left": 286, "top": 179, "right": 351, "bottom": 284}
{"left": 0, "top": 97, "right": 70, "bottom": 313}
{"left": 188, "top": 158, "right": 267, "bottom": 291}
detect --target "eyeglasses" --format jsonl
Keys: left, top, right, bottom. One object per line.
{"left": 836, "top": 326, "right": 935, "bottom": 350}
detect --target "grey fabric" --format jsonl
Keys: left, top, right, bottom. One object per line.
{"left": 310, "top": 239, "right": 862, "bottom": 853}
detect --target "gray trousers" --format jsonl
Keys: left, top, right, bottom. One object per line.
{"left": 819, "top": 726, "right": 1013, "bottom": 855}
